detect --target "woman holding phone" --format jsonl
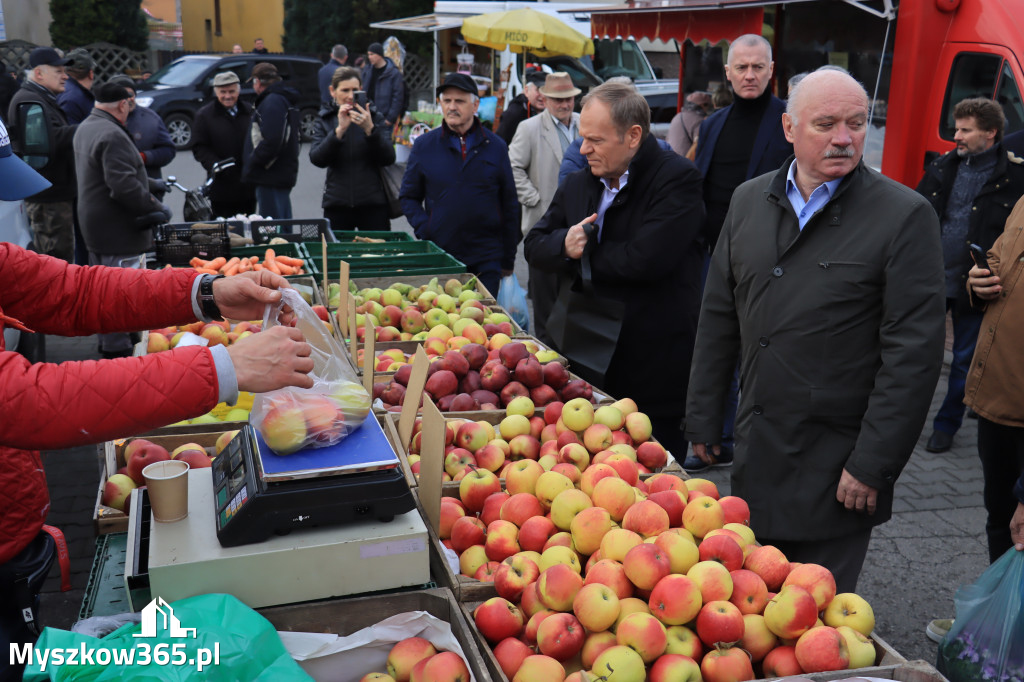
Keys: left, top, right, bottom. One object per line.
{"left": 309, "top": 66, "right": 396, "bottom": 230}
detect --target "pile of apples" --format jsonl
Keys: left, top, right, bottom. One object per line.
{"left": 406, "top": 396, "right": 662, "bottom": 483}
{"left": 375, "top": 340, "right": 590, "bottom": 413}
{"left": 435, "top": 444, "right": 877, "bottom": 680}
{"left": 358, "top": 637, "right": 471, "bottom": 682}
{"left": 101, "top": 433, "right": 237, "bottom": 512}
{"left": 146, "top": 305, "right": 335, "bottom": 353}
{"left": 340, "top": 279, "right": 515, "bottom": 344}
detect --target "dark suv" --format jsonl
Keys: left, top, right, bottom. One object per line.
{"left": 136, "top": 54, "right": 323, "bottom": 150}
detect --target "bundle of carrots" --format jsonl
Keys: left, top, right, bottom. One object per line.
{"left": 189, "top": 249, "right": 306, "bottom": 276}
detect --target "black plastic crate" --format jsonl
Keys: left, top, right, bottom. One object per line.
{"left": 250, "top": 218, "right": 334, "bottom": 244}
{"left": 154, "top": 221, "right": 236, "bottom": 266}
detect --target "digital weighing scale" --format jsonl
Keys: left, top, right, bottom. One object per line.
{"left": 213, "top": 416, "right": 415, "bottom": 547}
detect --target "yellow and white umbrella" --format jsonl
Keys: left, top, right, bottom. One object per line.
{"left": 461, "top": 7, "right": 595, "bottom": 58}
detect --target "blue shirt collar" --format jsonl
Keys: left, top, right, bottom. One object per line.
{"left": 785, "top": 161, "right": 842, "bottom": 230}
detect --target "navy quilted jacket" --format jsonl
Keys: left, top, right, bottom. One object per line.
{"left": 0, "top": 245, "right": 220, "bottom": 563}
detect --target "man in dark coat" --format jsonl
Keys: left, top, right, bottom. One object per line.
{"left": 73, "top": 81, "right": 170, "bottom": 358}
{"left": 400, "top": 73, "right": 520, "bottom": 297}
{"left": 242, "top": 62, "right": 300, "bottom": 219}
{"left": 56, "top": 49, "right": 95, "bottom": 124}
{"left": 7, "top": 47, "right": 77, "bottom": 263}
{"left": 496, "top": 70, "right": 546, "bottom": 145}
{"left": 685, "top": 68, "right": 946, "bottom": 592}
{"left": 525, "top": 81, "right": 705, "bottom": 459}
{"left": 108, "top": 76, "right": 176, "bottom": 201}
{"left": 318, "top": 45, "right": 348, "bottom": 106}
{"left": 686, "top": 33, "right": 794, "bottom": 474}
{"left": 361, "top": 43, "right": 405, "bottom": 133}
{"left": 192, "top": 71, "right": 256, "bottom": 218}
{"left": 915, "top": 97, "right": 1024, "bottom": 454}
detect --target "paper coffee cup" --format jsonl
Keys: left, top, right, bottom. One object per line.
{"left": 143, "top": 460, "right": 190, "bottom": 522}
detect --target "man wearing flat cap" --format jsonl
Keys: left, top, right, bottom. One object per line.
{"left": 509, "top": 72, "right": 581, "bottom": 345}
{"left": 400, "top": 73, "right": 520, "bottom": 297}
{"left": 242, "top": 62, "right": 300, "bottom": 219}
{"left": 192, "top": 70, "right": 256, "bottom": 218}
{"left": 57, "top": 49, "right": 95, "bottom": 124}
{"left": 361, "top": 42, "right": 405, "bottom": 134}
{"left": 73, "top": 80, "right": 171, "bottom": 357}
{"left": 8, "top": 47, "right": 78, "bottom": 263}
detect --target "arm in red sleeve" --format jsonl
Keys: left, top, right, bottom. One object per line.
{"left": 0, "top": 243, "right": 200, "bottom": 337}
{"left": 0, "top": 345, "right": 220, "bottom": 450}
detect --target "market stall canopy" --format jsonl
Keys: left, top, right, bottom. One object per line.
{"left": 369, "top": 14, "right": 467, "bottom": 33}
{"left": 581, "top": 0, "right": 818, "bottom": 43}
{"left": 461, "top": 7, "right": 595, "bottom": 58}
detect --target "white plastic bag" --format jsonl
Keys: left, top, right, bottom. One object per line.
{"left": 250, "top": 288, "right": 370, "bottom": 455}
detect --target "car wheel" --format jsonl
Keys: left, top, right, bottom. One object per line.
{"left": 165, "top": 113, "right": 194, "bottom": 150}
{"left": 299, "top": 108, "right": 318, "bottom": 142}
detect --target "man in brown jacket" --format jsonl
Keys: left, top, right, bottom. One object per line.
{"left": 964, "top": 194, "right": 1024, "bottom": 562}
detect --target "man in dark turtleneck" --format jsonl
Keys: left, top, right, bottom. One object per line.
{"left": 916, "top": 97, "right": 1024, "bottom": 454}
{"left": 686, "top": 34, "right": 792, "bottom": 474}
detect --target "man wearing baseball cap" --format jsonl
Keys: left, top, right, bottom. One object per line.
{"left": 399, "top": 73, "right": 520, "bottom": 297}
{"left": 56, "top": 49, "right": 95, "bottom": 124}
{"left": 192, "top": 71, "right": 256, "bottom": 218}
{"left": 360, "top": 42, "right": 405, "bottom": 134}
{"left": 241, "top": 62, "right": 300, "bottom": 218}
{"left": 7, "top": 47, "right": 78, "bottom": 263}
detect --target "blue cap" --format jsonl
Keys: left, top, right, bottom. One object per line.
{"left": 0, "top": 118, "right": 52, "bottom": 200}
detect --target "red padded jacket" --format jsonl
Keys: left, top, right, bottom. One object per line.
{"left": 0, "top": 244, "right": 221, "bottom": 563}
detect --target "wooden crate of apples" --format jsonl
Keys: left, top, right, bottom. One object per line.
{"left": 418, "top": 405, "right": 890, "bottom": 680}
{"left": 340, "top": 278, "right": 521, "bottom": 345}
{"left": 375, "top": 339, "right": 595, "bottom": 414}
{"left": 327, "top": 273, "right": 496, "bottom": 309}
{"left": 95, "top": 429, "right": 238, "bottom": 533}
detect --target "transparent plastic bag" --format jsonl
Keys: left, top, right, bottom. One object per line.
{"left": 250, "top": 288, "right": 371, "bottom": 455}
{"left": 937, "top": 548, "right": 1024, "bottom": 682}
{"left": 497, "top": 273, "right": 530, "bottom": 332}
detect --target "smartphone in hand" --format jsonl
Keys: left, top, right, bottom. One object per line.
{"left": 969, "top": 243, "right": 991, "bottom": 272}
{"left": 354, "top": 91, "right": 368, "bottom": 109}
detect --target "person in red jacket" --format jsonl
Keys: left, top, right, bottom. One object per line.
{"left": 0, "top": 115, "right": 315, "bottom": 632}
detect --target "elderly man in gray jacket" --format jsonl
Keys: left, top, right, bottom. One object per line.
{"left": 685, "top": 68, "right": 945, "bottom": 592}
{"left": 73, "top": 80, "right": 169, "bottom": 357}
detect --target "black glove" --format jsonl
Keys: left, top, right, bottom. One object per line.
{"left": 159, "top": 204, "right": 173, "bottom": 222}
{"left": 149, "top": 178, "right": 168, "bottom": 195}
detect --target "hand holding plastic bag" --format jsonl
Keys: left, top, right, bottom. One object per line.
{"left": 250, "top": 288, "right": 370, "bottom": 455}
{"left": 497, "top": 273, "right": 530, "bottom": 332}
{"left": 937, "top": 547, "right": 1024, "bottom": 681}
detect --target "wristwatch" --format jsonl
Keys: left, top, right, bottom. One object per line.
{"left": 199, "top": 274, "right": 225, "bottom": 321}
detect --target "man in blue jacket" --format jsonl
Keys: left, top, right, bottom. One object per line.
{"left": 361, "top": 43, "right": 405, "bottom": 136}
{"left": 242, "top": 62, "right": 300, "bottom": 219}
{"left": 399, "top": 73, "right": 520, "bottom": 296}
{"left": 685, "top": 33, "right": 793, "bottom": 474}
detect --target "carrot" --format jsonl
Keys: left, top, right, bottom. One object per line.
{"left": 238, "top": 259, "right": 252, "bottom": 273}
{"left": 264, "top": 258, "right": 282, "bottom": 275}
{"left": 207, "top": 256, "right": 227, "bottom": 271}
{"left": 252, "top": 263, "right": 264, "bottom": 271}
{"left": 190, "top": 257, "right": 209, "bottom": 268}
{"left": 222, "top": 257, "right": 240, "bottom": 272}
{"left": 277, "top": 263, "right": 297, "bottom": 275}
{"left": 264, "top": 248, "right": 276, "bottom": 260}
{"left": 276, "top": 255, "right": 305, "bottom": 267}
{"left": 223, "top": 263, "right": 241, "bottom": 277}
{"left": 197, "top": 267, "right": 220, "bottom": 275}
{"left": 249, "top": 256, "right": 260, "bottom": 264}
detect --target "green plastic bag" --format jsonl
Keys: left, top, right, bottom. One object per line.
{"left": 22, "top": 593, "right": 312, "bottom": 681}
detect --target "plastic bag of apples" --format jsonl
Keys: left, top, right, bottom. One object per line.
{"left": 251, "top": 288, "right": 371, "bottom": 455}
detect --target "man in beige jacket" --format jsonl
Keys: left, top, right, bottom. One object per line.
{"left": 509, "top": 73, "right": 581, "bottom": 345}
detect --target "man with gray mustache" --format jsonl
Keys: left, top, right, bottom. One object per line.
{"left": 684, "top": 67, "right": 946, "bottom": 591}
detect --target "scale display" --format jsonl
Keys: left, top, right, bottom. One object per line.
{"left": 212, "top": 418, "right": 414, "bottom": 547}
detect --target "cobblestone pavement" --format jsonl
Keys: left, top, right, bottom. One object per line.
{"left": 33, "top": 209, "right": 981, "bottom": 668}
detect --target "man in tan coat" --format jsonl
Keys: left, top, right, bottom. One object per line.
{"left": 509, "top": 72, "right": 581, "bottom": 345}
